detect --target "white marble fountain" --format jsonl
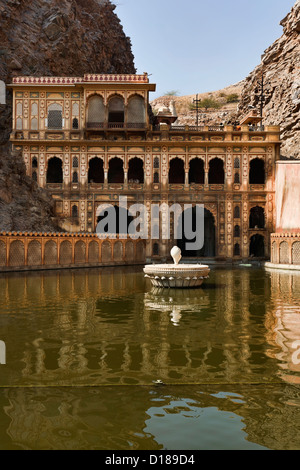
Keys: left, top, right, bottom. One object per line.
{"left": 143, "top": 246, "right": 210, "bottom": 288}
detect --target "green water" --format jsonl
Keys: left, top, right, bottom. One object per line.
{"left": 0, "top": 266, "right": 299, "bottom": 450}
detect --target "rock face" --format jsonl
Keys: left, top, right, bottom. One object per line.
{"left": 238, "top": 0, "right": 300, "bottom": 158}
{"left": 0, "top": 0, "right": 135, "bottom": 231}
{"left": 0, "top": 145, "right": 55, "bottom": 232}
{"left": 151, "top": 83, "right": 243, "bottom": 127}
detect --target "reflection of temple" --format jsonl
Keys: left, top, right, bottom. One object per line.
{"left": 0, "top": 267, "right": 293, "bottom": 387}
{"left": 265, "top": 270, "right": 300, "bottom": 384}
{"left": 1, "top": 267, "right": 300, "bottom": 449}
{"left": 9, "top": 74, "right": 281, "bottom": 261}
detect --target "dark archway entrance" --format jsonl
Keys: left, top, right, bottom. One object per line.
{"left": 189, "top": 158, "right": 204, "bottom": 184}
{"left": 249, "top": 206, "right": 265, "bottom": 229}
{"left": 88, "top": 157, "right": 104, "bottom": 183}
{"left": 128, "top": 157, "right": 144, "bottom": 183}
{"left": 249, "top": 158, "right": 265, "bottom": 184}
{"left": 250, "top": 234, "right": 265, "bottom": 257}
{"left": 169, "top": 158, "right": 185, "bottom": 184}
{"left": 47, "top": 157, "right": 63, "bottom": 183}
{"left": 208, "top": 158, "right": 225, "bottom": 184}
{"left": 177, "top": 207, "right": 215, "bottom": 257}
{"left": 97, "top": 205, "right": 134, "bottom": 235}
{"left": 108, "top": 157, "right": 124, "bottom": 183}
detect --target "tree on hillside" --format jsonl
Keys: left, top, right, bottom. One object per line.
{"left": 164, "top": 90, "right": 179, "bottom": 96}
{"left": 226, "top": 93, "right": 240, "bottom": 103}
{"left": 190, "top": 97, "right": 221, "bottom": 111}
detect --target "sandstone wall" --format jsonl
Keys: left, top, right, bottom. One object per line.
{"left": 275, "top": 161, "right": 300, "bottom": 232}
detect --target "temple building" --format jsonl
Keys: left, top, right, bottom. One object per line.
{"left": 9, "top": 73, "right": 281, "bottom": 262}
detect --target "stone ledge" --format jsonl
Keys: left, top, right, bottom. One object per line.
{"left": 264, "top": 261, "right": 300, "bottom": 271}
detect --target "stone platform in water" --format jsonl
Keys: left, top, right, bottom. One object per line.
{"left": 143, "top": 263, "right": 210, "bottom": 288}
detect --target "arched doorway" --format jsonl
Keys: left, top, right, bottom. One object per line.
{"left": 97, "top": 205, "right": 134, "bottom": 235}
{"left": 189, "top": 158, "right": 204, "bottom": 184}
{"left": 177, "top": 207, "right": 215, "bottom": 257}
{"left": 108, "top": 96, "right": 125, "bottom": 124}
{"left": 127, "top": 95, "right": 146, "bottom": 126}
{"left": 47, "top": 157, "right": 63, "bottom": 183}
{"left": 249, "top": 158, "right": 265, "bottom": 184}
{"left": 108, "top": 157, "right": 124, "bottom": 183}
{"left": 88, "top": 157, "right": 104, "bottom": 183}
{"left": 208, "top": 158, "right": 224, "bottom": 184}
{"left": 250, "top": 234, "right": 265, "bottom": 257}
{"left": 249, "top": 206, "right": 265, "bottom": 229}
{"left": 87, "top": 95, "right": 105, "bottom": 127}
{"left": 169, "top": 158, "right": 185, "bottom": 184}
{"left": 128, "top": 157, "right": 144, "bottom": 183}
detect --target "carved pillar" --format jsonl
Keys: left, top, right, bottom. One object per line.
{"left": 226, "top": 194, "right": 233, "bottom": 259}
{"left": 226, "top": 148, "right": 233, "bottom": 191}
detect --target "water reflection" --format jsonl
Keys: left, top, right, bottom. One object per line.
{"left": 0, "top": 267, "right": 299, "bottom": 386}
{"left": 0, "top": 384, "right": 299, "bottom": 450}
{"left": 265, "top": 270, "right": 300, "bottom": 384}
{"left": 0, "top": 266, "right": 300, "bottom": 449}
{"left": 144, "top": 288, "right": 209, "bottom": 326}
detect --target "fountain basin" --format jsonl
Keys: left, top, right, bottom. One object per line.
{"left": 143, "top": 263, "right": 210, "bottom": 288}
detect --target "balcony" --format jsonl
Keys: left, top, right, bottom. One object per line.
{"left": 86, "top": 122, "right": 146, "bottom": 130}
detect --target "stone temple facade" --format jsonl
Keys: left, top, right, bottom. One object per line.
{"left": 9, "top": 74, "right": 281, "bottom": 262}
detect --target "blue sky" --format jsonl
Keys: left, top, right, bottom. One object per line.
{"left": 115, "top": 0, "right": 296, "bottom": 99}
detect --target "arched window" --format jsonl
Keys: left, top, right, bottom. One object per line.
{"left": 234, "top": 225, "right": 240, "bottom": 237}
{"left": 154, "top": 172, "right": 159, "bottom": 183}
{"left": 234, "top": 206, "right": 240, "bottom": 219}
{"left": 249, "top": 158, "right": 265, "bottom": 184}
{"left": 169, "top": 158, "right": 184, "bottom": 184}
{"left": 72, "top": 118, "right": 79, "bottom": 129}
{"left": 249, "top": 206, "right": 265, "bottom": 229}
{"left": 31, "top": 102, "right": 38, "bottom": 116}
{"left": 127, "top": 95, "right": 145, "bottom": 125}
{"left": 128, "top": 157, "right": 144, "bottom": 183}
{"left": 47, "top": 103, "right": 63, "bottom": 129}
{"left": 108, "top": 96, "right": 124, "bottom": 124}
{"left": 208, "top": 158, "right": 225, "bottom": 184}
{"left": 16, "top": 102, "right": 23, "bottom": 115}
{"left": 154, "top": 157, "right": 160, "bottom": 169}
{"left": 108, "top": 157, "right": 124, "bottom": 183}
{"left": 72, "top": 205, "right": 78, "bottom": 218}
{"left": 46, "top": 157, "right": 63, "bottom": 184}
{"left": 31, "top": 118, "right": 38, "bottom": 130}
{"left": 72, "top": 171, "right": 78, "bottom": 183}
{"left": 234, "top": 157, "right": 240, "bottom": 169}
{"left": 189, "top": 158, "right": 204, "bottom": 184}
{"left": 32, "top": 157, "right": 38, "bottom": 168}
{"left": 16, "top": 118, "right": 22, "bottom": 130}
{"left": 72, "top": 102, "right": 79, "bottom": 116}
{"left": 88, "top": 157, "right": 104, "bottom": 184}
{"left": 234, "top": 172, "right": 240, "bottom": 184}
{"left": 72, "top": 157, "right": 79, "bottom": 168}
{"left": 87, "top": 95, "right": 105, "bottom": 127}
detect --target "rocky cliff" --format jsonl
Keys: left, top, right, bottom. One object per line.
{"left": 237, "top": 0, "right": 300, "bottom": 158}
{"left": 0, "top": 0, "right": 135, "bottom": 231}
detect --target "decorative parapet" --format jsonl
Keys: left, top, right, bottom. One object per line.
{"left": 0, "top": 232, "right": 146, "bottom": 271}
{"left": 270, "top": 233, "right": 300, "bottom": 265}
{"left": 11, "top": 73, "right": 150, "bottom": 86}
{"left": 83, "top": 73, "right": 149, "bottom": 83}
{"left": 12, "top": 76, "right": 82, "bottom": 85}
